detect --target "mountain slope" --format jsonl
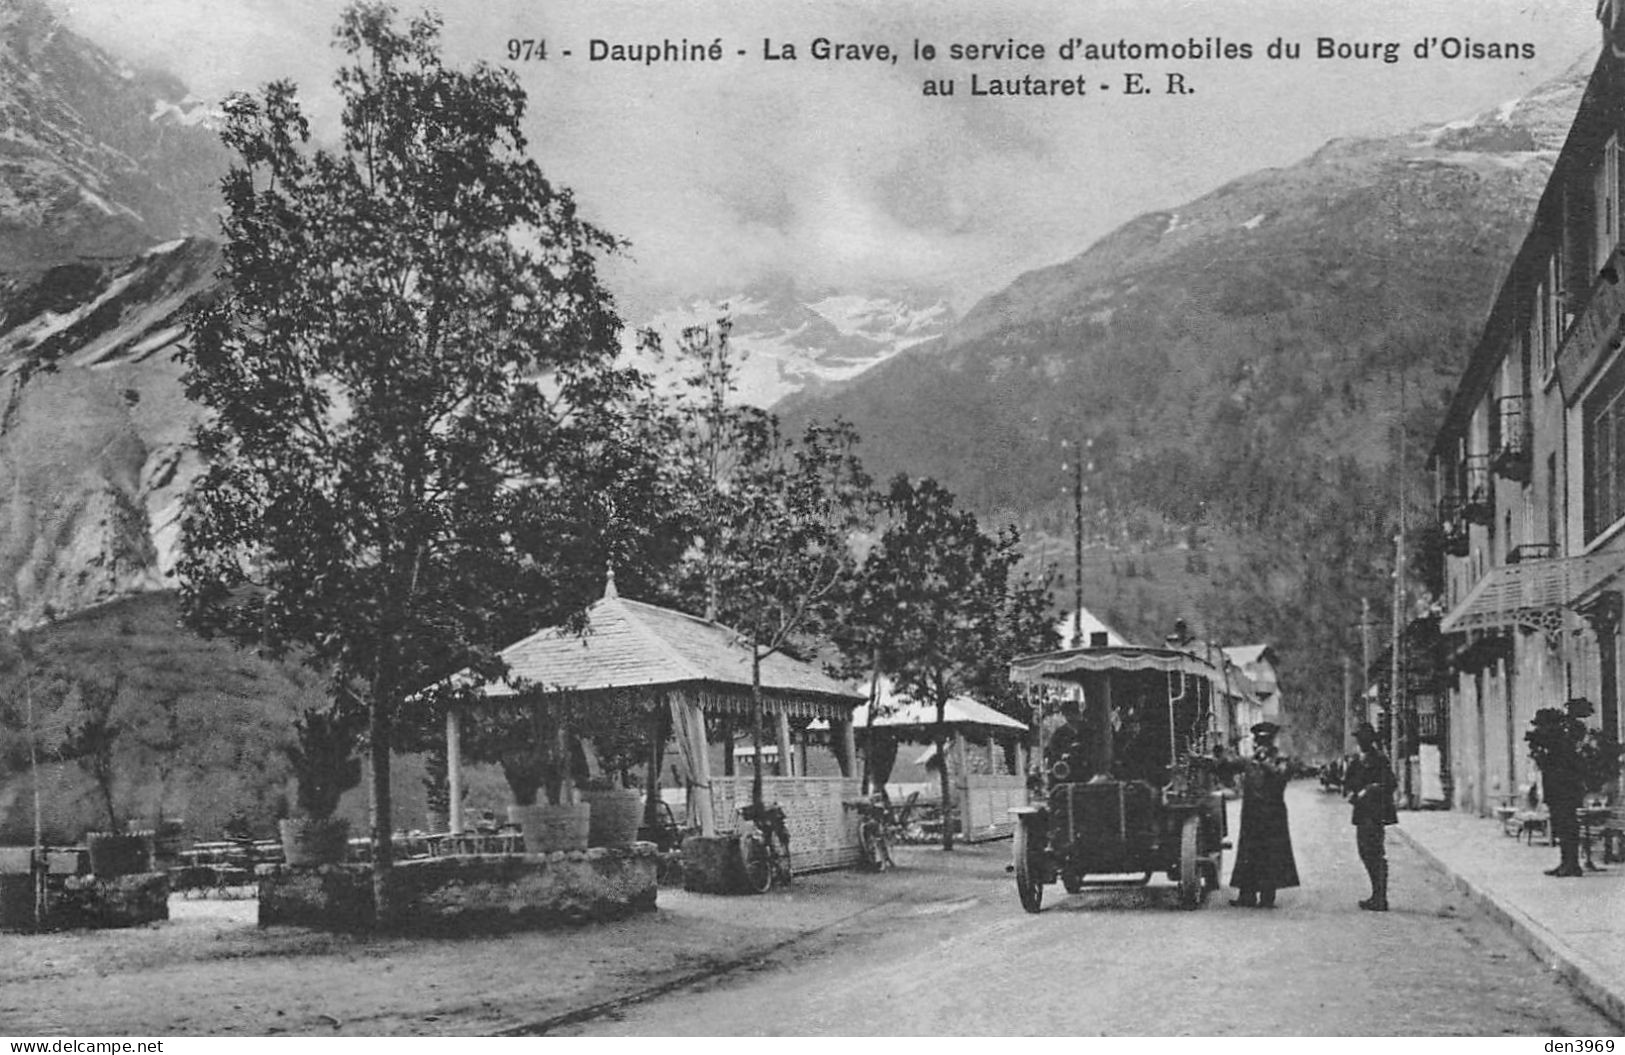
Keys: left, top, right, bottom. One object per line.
{"left": 781, "top": 55, "right": 1595, "bottom": 750}
{"left": 0, "top": 0, "right": 226, "bottom": 271}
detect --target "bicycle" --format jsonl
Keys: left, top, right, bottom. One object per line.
{"left": 737, "top": 801, "right": 791, "bottom": 893}
{"left": 844, "top": 796, "right": 894, "bottom": 872}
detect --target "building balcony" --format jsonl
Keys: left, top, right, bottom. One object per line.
{"left": 1437, "top": 497, "right": 1470, "bottom": 557}
{"left": 1491, "top": 395, "right": 1531, "bottom": 483}
{"left": 1462, "top": 454, "right": 1493, "bottom": 525}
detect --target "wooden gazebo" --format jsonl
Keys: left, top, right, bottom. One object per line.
{"left": 446, "top": 577, "right": 866, "bottom": 868}
{"left": 850, "top": 679, "right": 1031, "bottom": 841}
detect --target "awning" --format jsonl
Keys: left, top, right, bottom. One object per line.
{"left": 1439, "top": 551, "right": 1625, "bottom": 634}
{"left": 1009, "top": 645, "right": 1249, "bottom": 696}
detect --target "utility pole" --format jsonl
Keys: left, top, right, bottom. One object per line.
{"left": 1342, "top": 654, "right": 1353, "bottom": 755}
{"left": 1360, "top": 597, "right": 1373, "bottom": 692}
{"left": 1390, "top": 365, "right": 1410, "bottom": 809}
{"left": 1063, "top": 437, "right": 1091, "bottom": 648}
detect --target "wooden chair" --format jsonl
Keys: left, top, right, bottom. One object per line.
{"left": 1597, "top": 806, "right": 1625, "bottom": 863}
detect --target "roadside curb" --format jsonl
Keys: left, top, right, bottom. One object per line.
{"left": 1395, "top": 825, "right": 1625, "bottom": 1031}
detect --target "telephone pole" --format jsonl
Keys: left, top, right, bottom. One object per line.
{"left": 1062, "top": 437, "right": 1092, "bottom": 648}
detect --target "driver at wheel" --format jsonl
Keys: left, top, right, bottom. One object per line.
{"left": 1045, "top": 695, "right": 1094, "bottom": 782}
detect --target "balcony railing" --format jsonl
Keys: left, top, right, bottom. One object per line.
{"left": 1437, "top": 496, "right": 1469, "bottom": 557}
{"left": 1492, "top": 395, "right": 1531, "bottom": 482}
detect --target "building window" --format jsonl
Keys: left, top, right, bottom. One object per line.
{"left": 1585, "top": 354, "right": 1625, "bottom": 541}
{"left": 1598, "top": 135, "right": 1621, "bottom": 274}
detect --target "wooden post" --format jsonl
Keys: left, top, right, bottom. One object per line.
{"left": 842, "top": 718, "right": 858, "bottom": 780}
{"left": 688, "top": 697, "right": 716, "bottom": 836}
{"left": 776, "top": 713, "right": 794, "bottom": 777}
{"left": 954, "top": 730, "right": 969, "bottom": 836}
{"left": 446, "top": 709, "right": 464, "bottom": 834}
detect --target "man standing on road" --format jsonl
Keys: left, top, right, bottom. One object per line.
{"left": 1229, "top": 721, "right": 1299, "bottom": 908}
{"left": 1528, "top": 697, "right": 1591, "bottom": 878}
{"left": 1348, "top": 723, "right": 1397, "bottom": 912}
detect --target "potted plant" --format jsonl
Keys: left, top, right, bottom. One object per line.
{"left": 279, "top": 706, "right": 364, "bottom": 866}
{"left": 1580, "top": 728, "right": 1625, "bottom": 800}
{"left": 578, "top": 774, "right": 645, "bottom": 848}
{"left": 61, "top": 674, "right": 152, "bottom": 877}
{"left": 423, "top": 746, "right": 452, "bottom": 834}
{"left": 475, "top": 704, "right": 588, "bottom": 853}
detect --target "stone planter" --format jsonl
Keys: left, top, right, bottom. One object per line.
{"left": 579, "top": 788, "right": 644, "bottom": 848}
{"left": 681, "top": 832, "right": 749, "bottom": 894}
{"left": 86, "top": 832, "right": 153, "bottom": 878}
{"left": 509, "top": 802, "right": 590, "bottom": 853}
{"left": 279, "top": 817, "right": 352, "bottom": 867}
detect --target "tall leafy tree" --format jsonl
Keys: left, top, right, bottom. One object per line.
{"left": 707, "top": 415, "right": 874, "bottom": 808}
{"left": 853, "top": 476, "right": 1056, "bottom": 849}
{"left": 177, "top": 2, "right": 652, "bottom": 918}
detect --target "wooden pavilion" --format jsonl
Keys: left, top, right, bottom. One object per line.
{"left": 849, "top": 679, "right": 1031, "bottom": 841}
{"left": 445, "top": 576, "right": 866, "bottom": 869}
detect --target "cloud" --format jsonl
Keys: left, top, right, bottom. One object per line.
{"left": 53, "top": 0, "right": 1600, "bottom": 317}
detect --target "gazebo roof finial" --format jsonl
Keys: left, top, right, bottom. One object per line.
{"left": 603, "top": 563, "right": 618, "bottom": 600}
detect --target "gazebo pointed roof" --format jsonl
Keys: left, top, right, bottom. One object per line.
{"left": 466, "top": 582, "right": 863, "bottom": 720}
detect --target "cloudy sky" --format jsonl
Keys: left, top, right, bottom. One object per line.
{"left": 56, "top": 0, "right": 1601, "bottom": 317}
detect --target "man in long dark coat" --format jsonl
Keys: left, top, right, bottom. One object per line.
{"left": 1229, "top": 722, "right": 1300, "bottom": 908}
{"left": 1533, "top": 698, "right": 1591, "bottom": 878}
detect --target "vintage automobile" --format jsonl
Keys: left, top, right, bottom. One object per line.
{"left": 1006, "top": 642, "right": 1242, "bottom": 911}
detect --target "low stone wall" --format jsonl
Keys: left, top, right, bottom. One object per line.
{"left": 47, "top": 873, "right": 170, "bottom": 931}
{"left": 257, "top": 845, "right": 659, "bottom": 934}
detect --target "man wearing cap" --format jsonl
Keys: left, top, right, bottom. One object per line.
{"left": 1229, "top": 721, "right": 1299, "bottom": 908}
{"left": 1531, "top": 698, "right": 1591, "bottom": 878}
{"left": 1348, "top": 723, "right": 1398, "bottom": 911}
{"left": 1045, "top": 695, "right": 1094, "bottom": 783}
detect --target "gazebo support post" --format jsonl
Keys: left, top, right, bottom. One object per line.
{"left": 954, "top": 730, "right": 970, "bottom": 837}
{"left": 842, "top": 718, "right": 857, "bottom": 779}
{"left": 446, "top": 709, "right": 464, "bottom": 834}
{"left": 776, "top": 713, "right": 794, "bottom": 777}
{"left": 678, "top": 695, "right": 716, "bottom": 836}
{"left": 645, "top": 701, "right": 669, "bottom": 829}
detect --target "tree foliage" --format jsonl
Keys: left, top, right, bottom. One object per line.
{"left": 177, "top": 2, "right": 660, "bottom": 911}
{"left": 844, "top": 475, "right": 1055, "bottom": 847}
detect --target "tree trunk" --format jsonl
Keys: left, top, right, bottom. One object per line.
{"left": 936, "top": 701, "right": 955, "bottom": 850}
{"left": 369, "top": 701, "right": 395, "bottom": 929}
{"left": 862, "top": 652, "right": 880, "bottom": 794}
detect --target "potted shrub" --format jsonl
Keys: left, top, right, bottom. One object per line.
{"left": 61, "top": 674, "right": 152, "bottom": 877}
{"left": 279, "top": 706, "right": 364, "bottom": 866}
{"left": 476, "top": 705, "right": 588, "bottom": 852}
{"left": 423, "top": 746, "right": 452, "bottom": 834}
{"left": 578, "top": 775, "right": 645, "bottom": 848}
